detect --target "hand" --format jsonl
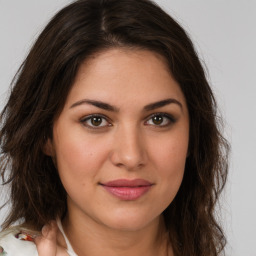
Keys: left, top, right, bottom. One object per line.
{"left": 34, "top": 221, "right": 69, "bottom": 256}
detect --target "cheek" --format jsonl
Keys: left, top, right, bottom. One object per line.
{"left": 151, "top": 133, "right": 188, "bottom": 170}
{"left": 53, "top": 133, "right": 111, "bottom": 204}
{"left": 53, "top": 128, "right": 110, "bottom": 184}
{"left": 148, "top": 131, "right": 188, "bottom": 194}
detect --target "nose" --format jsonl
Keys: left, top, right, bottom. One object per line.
{"left": 109, "top": 125, "right": 147, "bottom": 170}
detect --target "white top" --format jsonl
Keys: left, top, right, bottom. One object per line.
{"left": 0, "top": 220, "right": 78, "bottom": 256}
{"left": 56, "top": 219, "right": 78, "bottom": 256}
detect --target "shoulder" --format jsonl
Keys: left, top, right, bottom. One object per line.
{"left": 0, "top": 228, "right": 38, "bottom": 256}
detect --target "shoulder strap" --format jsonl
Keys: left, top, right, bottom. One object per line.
{"left": 56, "top": 219, "right": 78, "bottom": 256}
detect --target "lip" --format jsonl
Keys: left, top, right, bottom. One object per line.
{"left": 100, "top": 179, "right": 153, "bottom": 200}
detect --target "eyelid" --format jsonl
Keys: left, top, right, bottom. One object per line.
{"left": 80, "top": 114, "right": 112, "bottom": 129}
{"left": 144, "top": 112, "right": 176, "bottom": 126}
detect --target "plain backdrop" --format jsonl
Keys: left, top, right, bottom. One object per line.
{"left": 0, "top": 1, "right": 256, "bottom": 255}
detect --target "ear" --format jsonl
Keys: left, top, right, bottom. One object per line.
{"left": 43, "top": 138, "right": 55, "bottom": 157}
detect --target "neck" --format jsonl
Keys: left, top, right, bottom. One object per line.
{"left": 62, "top": 211, "right": 172, "bottom": 256}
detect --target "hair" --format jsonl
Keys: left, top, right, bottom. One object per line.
{"left": 0, "top": 0, "right": 229, "bottom": 255}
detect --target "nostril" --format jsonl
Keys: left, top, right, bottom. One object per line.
{"left": 109, "top": 132, "right": 147, "bottom": 169}
{"left": 116, "top": 163, "right": 124, "bottom": 168}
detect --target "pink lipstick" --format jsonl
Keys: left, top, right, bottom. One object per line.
{"left": 101, "top": 179, "right": 153, "bottom": 200}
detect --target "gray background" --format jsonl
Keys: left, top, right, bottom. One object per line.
{"left": 0, "top": 1, "right": 256, "bottom": 255}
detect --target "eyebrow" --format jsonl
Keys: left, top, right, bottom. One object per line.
{"left": 144, "top": 98, "right": 182, "bottom": 111}
{"left": 70, "top": 98, "right": 182, "bottom": 112}
{"left": 70, "top": 99, "right": 119, "bottom": 112}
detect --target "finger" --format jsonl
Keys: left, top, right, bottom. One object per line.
{"left": 43, "top": 221, "right": 58, "bottom": 240}
{"left": 34, "top": 221, "right": 58, "bottom": 256}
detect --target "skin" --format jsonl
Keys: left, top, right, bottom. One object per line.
{"left": 39, "top": 48, "right": 190, "bottom": 256}
{"left": 34, "top": 222, "right": 68, "bottom": 256}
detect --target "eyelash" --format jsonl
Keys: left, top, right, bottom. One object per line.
{"left": 80, "top": 114, "right": 112, "bottom": 129}
{"left": 144, "top": 112, "right": 176, "bottom": 127}
{"left": 80, "top": 113, "right": 176, "bottom": 129}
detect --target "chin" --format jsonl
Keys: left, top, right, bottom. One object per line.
{"left": 99, "top": 209, "right": 161, "bottom": 232}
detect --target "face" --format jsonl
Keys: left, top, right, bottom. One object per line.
{"left": 47, "top": 49, "right": 189, "bottom": 231}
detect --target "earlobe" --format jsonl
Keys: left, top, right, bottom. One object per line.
{"left": 43, "top": 138, "right": 55, "bottom": 157}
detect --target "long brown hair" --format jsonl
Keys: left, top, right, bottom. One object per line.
{"left": 0, "top": 0, "right": 229, "bottom": 255}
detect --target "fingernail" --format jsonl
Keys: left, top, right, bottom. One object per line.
{"left": 42, "top": 224, "right": 50, "bottom": 237}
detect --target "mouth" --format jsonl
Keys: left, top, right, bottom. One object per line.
{"left": 100, "top": 179, "right": 153, "bottom": 201}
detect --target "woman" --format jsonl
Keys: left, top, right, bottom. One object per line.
{"left": 0, "top": 0, "right": 229, "bottom": 255}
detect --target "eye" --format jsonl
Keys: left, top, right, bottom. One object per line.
{"left": 80, "top": 115, "right": 111, "bottom": 128}
{"left": 145, "top": 113, "right": 175, "bottom": 127}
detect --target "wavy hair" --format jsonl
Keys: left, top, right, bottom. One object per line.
{"left": 0, "top": 0, "right": 229, "bottom": 255}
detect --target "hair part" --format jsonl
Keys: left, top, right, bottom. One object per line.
{"left": 0, "top": 0, "right": 229, "bottom": 255}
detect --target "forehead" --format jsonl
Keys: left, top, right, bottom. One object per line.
{"left": 64, "top": 48, "right": 186, "bottom": 109}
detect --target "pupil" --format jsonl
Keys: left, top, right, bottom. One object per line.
{"left": 153, "top": 115, "right": 163, "bottom": 125}
{"left": 92, "top": 117, "right": 102, "bottom": 126}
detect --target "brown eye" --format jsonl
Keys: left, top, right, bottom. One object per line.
{"left": 145, "top": 113, "right": 175, "bottom": 127}
{"left": 91, "top": 116, "right": 103, "bottom": 126}
{"left": 80, "top": 115, "right": 111, "bottom": 129}
{"left": 152, "top": 115, "right": 164, "bottom": 125}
